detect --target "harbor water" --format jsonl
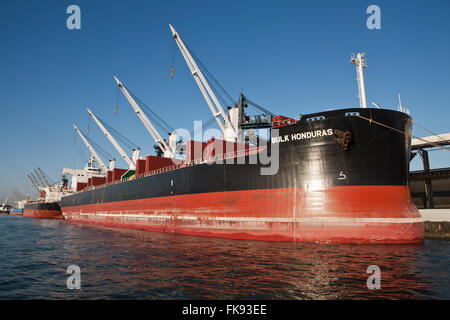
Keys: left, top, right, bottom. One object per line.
{"left": 0, "top": 215, "right": 448, "bottom": 299}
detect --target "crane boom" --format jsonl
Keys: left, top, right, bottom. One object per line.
{"left": 34, "top": 169, "right": 46, "bottom": 186}
{"left": 31, "top": 173, "right": 42, "bottom": 187}
{"left": 27, "top": 174, "right": 40, "bottom": 191}
{"left": 13, "top": 190, "right": 20, "bottom": 200}
{"left": 37, "top": 167, "right": 51, "bottom": 187}
{"left": 87, "top": 108, "right": 136, "bottom": 169}
{"left": 169, "top": 24, "right": 239, "bottom": 141}
{"left": 73, "top": 124, "right": 108, "bottom": 171}
{"left": 13, "top": 188, "right": 24, "bottom": 201}
{"left": 28, "top": 173, "right": 40, "bottom": 190}
{"left": 114, "top": 76, "right": 175, "bottom": 158}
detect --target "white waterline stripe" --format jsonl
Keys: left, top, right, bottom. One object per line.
{"left": 75, "top": 212, "right": 424, "bottom": 224}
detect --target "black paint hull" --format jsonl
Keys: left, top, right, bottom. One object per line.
{"left": 61, "top": 108, "right": 423, "bottom": 243}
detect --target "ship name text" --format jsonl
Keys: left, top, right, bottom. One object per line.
{"left": 271, "top": 129, "right": 333, "bottom": 144}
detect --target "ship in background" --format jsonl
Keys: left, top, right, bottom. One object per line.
{"left": 0, "top": 198, "right": 11, "bottom": 215}
{"left": 9, "top": 189, "right": 28, "bottom": 216}
{"left": 10, "top": 200, "right": 25, "bottom": 216}
{"left": 9, "top": 208, "right": 23, "bottom": 215}
{"left": 22, "top": 168, "right": 68, "bottom": 219}
{"left": 59, "top": 25, "right": 423, "bottom": 243}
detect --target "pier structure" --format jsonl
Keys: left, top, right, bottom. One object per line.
{"left": 410, "top": 133, "right": 450, "bottom": 209}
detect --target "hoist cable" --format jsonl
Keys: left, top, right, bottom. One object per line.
{"left": 125, "top": 87, "right": 175, "bottom": 134}
{"left": 185, "top": 42, "right": 238, "bottom": 107}
{"left": 95, "top": 114, "right": 138, "bottom": 150}
{"left": 84, "top": 134, "right": 115, "bottom": 160}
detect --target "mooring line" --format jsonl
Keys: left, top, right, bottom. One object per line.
{"left": 356, "top": 114, "right": 450, "bottom": 152}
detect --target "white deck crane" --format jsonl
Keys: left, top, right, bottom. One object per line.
{"left": 169, "top": 24, "right": 240, "bottom": 142}
{"left": 73, "top": 124, "right": 108, "bottom": 172}
{"left": 37, "top": 167, "right": 51, "bottom": 187}
{"left": 29, "top": 173, "right": 41, "bottom": 187}
{"left": 86, "top": 108, "right": 138, "bottom": 170}
{"left": 12, "top": 189, "right": 21, "bottom": 201}
{"left": 33, "top": 169, "right": 46, "bottom": 187}
{"left": 1, "top": 197, "right": 8, "bottom": 209}
{"left": 31, "top": 172, "right": 42, "bottom": 186}
{"left": 114, "top": 76, "right": 176, "bottom": 158}
{"left": 27, "top": 174, "right": 40, "bottom": 191}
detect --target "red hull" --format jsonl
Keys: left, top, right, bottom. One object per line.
{"left": 61, "top": 186, "right": 424, "bottom": 243}
{"left": 23, "top": 209, "right": 63, "bottom": 219}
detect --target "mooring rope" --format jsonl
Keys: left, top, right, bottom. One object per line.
{"left": 356, "top": 114, "right": 450, "bottom": 152}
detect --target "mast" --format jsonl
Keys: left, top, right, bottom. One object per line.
{"left": 86, "top": 108, "right": 136, "bottom": 170}
{"left": 73, "top": 124, "right": 108, "bottom": 171}
{"left": 350, "top": 52, "right": 367, "bottom": 109}
{"left": 114, "top": 76, "right": 175, "bottom": 158}
{"left": 169, "top": 24, "right": 239, "bottom": 142}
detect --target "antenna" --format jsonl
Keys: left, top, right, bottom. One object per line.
{"left": 350, "top": 52, "right": 367, "bottom": 109}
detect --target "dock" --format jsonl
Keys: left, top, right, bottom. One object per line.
{"left": 420, "top": 209, "right": 450, "bottom": 239}
{"left": 410, "top": 132, "right": 450, "bottom": 209}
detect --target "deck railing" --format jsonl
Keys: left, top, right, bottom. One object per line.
{"left": 82, "top": 146, "right": 264, "bottom": 192}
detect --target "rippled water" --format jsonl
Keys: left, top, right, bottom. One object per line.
{"left": 0, "top": 215, "right": 448, "bottom": 299}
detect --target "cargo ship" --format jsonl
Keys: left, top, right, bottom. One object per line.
{"left": 10, "top": 208, "right": 23, "bottom": 216}
{"left": 23, "top": 201, "right": 62, "bottom": 219}
{"left": 23, "top": 168, "right": 71, "bottom": 219}
{"left": 10, "top": 198, "right": 27, "bottom": 216}
{"left": 59, "top": 26, "right": 423, "bottom": 243}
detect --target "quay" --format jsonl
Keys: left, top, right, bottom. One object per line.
{"left": 420, "top": 209, "right": 450, "bottom": 239}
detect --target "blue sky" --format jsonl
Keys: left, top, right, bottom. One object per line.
{"left": 0, "top": 0, "right": 449, "bottom": 201}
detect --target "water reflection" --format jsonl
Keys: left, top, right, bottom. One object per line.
{"left": 0, "top": 216, "right": 448, "bottom": 299}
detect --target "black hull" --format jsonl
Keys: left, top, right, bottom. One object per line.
{"left": 62, "top": 108, "right": 412, "bottom": 207}
{"left": 60, "top": 108, "right": 423, "bottom": 243}
{"left": 23, "top": 202, "right": 63, "bottom": 219}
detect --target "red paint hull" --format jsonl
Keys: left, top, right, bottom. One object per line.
{"left": 23, "top": 209, "right": 63, "bottom": 219}
{"left": 62, "top": 186, "right": 424, "bottom": 243}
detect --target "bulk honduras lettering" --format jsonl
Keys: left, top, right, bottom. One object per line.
{"left": 271, "top": 129, "right": 334, "bottom": 144}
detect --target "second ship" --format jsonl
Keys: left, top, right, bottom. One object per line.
{"left": 23, "top": 168, "right": 66, "bottom": 219}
